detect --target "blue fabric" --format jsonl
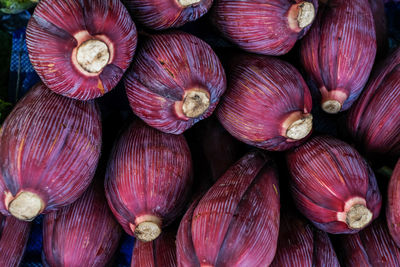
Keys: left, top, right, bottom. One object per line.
{"left": 8, "top": 26, "right": 40, "bottom": 103}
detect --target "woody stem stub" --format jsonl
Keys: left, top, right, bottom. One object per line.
{"left": 346, "top": 204, "right": 373, "bottom": 230}
{"left": 182, "top": 89, "right": 210, "bottom": 118}
{"left": 134, "top": 221, "right": 162, "bottom": 242}
{"left": 288, "top": 1, "right": 315, "bottom": 31}
{"left": 297, "top": 2, "right": 315, "bottom": 28}
{"left": 286, "top": 114, "right": 313, "bottom": 140}
{"left": 322, "top": 100, "right": 342, "bottom": 114}
{"left": 76, "top": 39, "right": 110, "bottom": 73}
{"left": 8, "top": 191, "right": 44, "bottom": 221}
{"left": 178, "top": 0, "right": 201, "bottom": 7}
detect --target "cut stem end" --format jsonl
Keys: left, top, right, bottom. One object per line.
{"left": 297, "top": 2, "right": 315, "bottom": 28}
{"left": 346, "top": 204, "right": 373, "bottom": 230}
{"left": 134, "top": 221, "right": 162, "bottom": 242}
{"left": 178, "top": 0, "right": 201, "bottom": 7}
{"left": 76, "top": 39, "right": 110, "bottom": 73}
{"left": 8, "top": 191, "right": 44, "bottom": 221}
{"left": 286, "top": 114, "right": 313, "bottom": 140}
{"left": 288, "top": 1, "right": 315, "bottom": 31}
{"left": 322, "top": 100, "right": 342, "bottom": 114}
{"left": 182, "top": 89, "right": 210, "bottom": 118}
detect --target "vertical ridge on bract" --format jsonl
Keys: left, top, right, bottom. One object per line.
{"left": 42, "top": 181, "right": 122, "bottom": 266}
{"left": 212, "top": 0, "right": 318, "bottom": 55}
{"left": 177, "top": 151, "right": 280, "bottom": 266}
{"left": 217, "top": 53, "right": 313, "bottom": 151}
{"left": 124, "top": 32, "right": 226, "bottom": 134}
{"left": 105, "top": 120, "right": 193, "bottom": 241}
{"left": 300, "top": 0, "right": 376, "bottom": 113}
{"left": 26, "top": 0, "right": 137, "bottom": 100}
{"left": 387, "top": 159, "right": 400, "bottom": 247}
{"left": 287, "top": 136, "right": 381, "bottom": 234}
{"left": 0, "top": 83, "right": 101, "bottom": 221}
{"left": 131, "top": 230, "right": 177, "bottom": 267}
{"left": 0, "top": 215, "right": 31, "bottom": 266}
{"left": 348, "top": 47, "right": 400, "bottom": 158}
{"left": 123, "top": 0, "right": 212, "bottom": 30}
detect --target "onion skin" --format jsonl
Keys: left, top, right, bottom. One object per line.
{"left": 300, "top": 0, "right": 376, "bottom": 113}
{"left": 124, "top": 32, "right": 226, "bottom": 135}
{"left": 270, "top": 211, "right": 339, "bottom": 266}
{"left": 123, "top": 0, "right": 212, "bottom": 30}
{"left": 105, "top": 120, "right": 193, "bottom": 242}
{"left": 42, "top": 182, "right": 122, "bottom": 267}
{"left": 347, "top": 47, "right": 400, "bottom": 158}
{"left": 287, "top": 135, "right": 382, "bottom": 234}
{"left": 337, "top": 218, "right": 400, "bottom": 266}
{"left": 217, "top": 53, "right": 313, "bottom": 151}
{"left": 26, "top": 0, "right": 137, "bottom": 100}
{"left": 176, "top": 151, "right": 280, "bottom": 266}
{"left": 0, "top": 215, "right": 31, "bottom": 267}
{"left": 0, "top": 83, "right": 101, "bottom": 221}
{"left": 212, "top": 0, "right": 318, "bottom": 55}
{"left": 131, "top": 230, "right": 177, "bottom": 267}
{"left": 387, "top": 159, "right": 400, "bottom": 247}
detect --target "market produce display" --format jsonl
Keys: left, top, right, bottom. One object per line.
{"left": 0, "top": 0, "right": 399, "bottom": 266}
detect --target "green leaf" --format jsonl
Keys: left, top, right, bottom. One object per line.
{"left": 0, "top": 0, "right": 37, "bottom": 14}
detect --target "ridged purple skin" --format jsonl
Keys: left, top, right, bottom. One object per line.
{"left": 337, "top": 233, "right": 371, "bottom": 266}
{"left": 42, "top": 182, "right": 122, "bottom": 267}
{"left": 347, "top": 47, "right": 400, "bottom": 158}
{"left": 313, "top": 229, "right": 340, "bottom": 267}
{"left": 287, "top": 136, "right": 382, "bottom": 234}
{"left": 387, "top": 159, "right": 400, "bottom": 247}
{"left": 105, "top": 120, "right": 193, "bottom": 237}
{"left": 26, "top": 0, "right": 137, "bottom": 100}
{"left": 0, "top": 83, "right": 102, "bottom": 217}
{"left": 270, "top": 212, "right": 314, "bottom": 266}
{"left": 176, "top": 198, "right": 201, "bottom": 267}
{"left": 0, "top": 215, "right": 31, "bottom": 267}
{"left": 212, "top": 0, "right": 318, "bottom": 55}
{"left": 131, "top": 230, "right": 177, "bottom": 267}
{"left": 123, "top": 0, "right": 213, "bottom": 30}
{"left": 338, "top": 218, "right": 400, "bottom": 266}
{"left": 369, "top": 0, "right": 388, "bottom": 58}
{"left": 176, "top": 151, "right": 280, "bottom": 266}
{"left": 216, "top": 53, "right": 313, "bottom": 151}
{"left": 300, "top": 0, "right": 376, "bottom": 112}
{"left": 124, "top": 32, "right": 226, "bottom": 135}
{"left": 270, "top": 212, "right": 340, "bottom": 266}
